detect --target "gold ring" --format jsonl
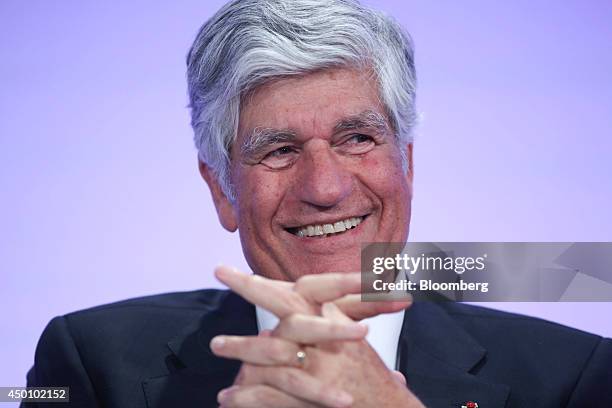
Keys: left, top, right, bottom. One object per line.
{"left": 296, "top": 349, "right": 307, "bottom": 368}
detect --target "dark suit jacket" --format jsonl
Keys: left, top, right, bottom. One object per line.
{"left": 23, "top": 289, "right": 612, "bottom": 407}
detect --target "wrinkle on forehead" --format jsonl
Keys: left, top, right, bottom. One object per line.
{"left": 236, "top": 69, "right": 392, "bottom": 158}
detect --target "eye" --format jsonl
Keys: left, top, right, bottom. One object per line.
{"left": 347, "top": 134, "right": 374, "bottom": 144}
{"left": 260, "top": 145, "right": 299, "bottom": 169}
{"left": 338, "top": 133, "right": 376, "bottom": 154}
{"left": 269, "top": 146, "right": 294, "bottom": 156}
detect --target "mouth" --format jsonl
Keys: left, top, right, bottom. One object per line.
{"left": 286, "top": 215, "right": 367, "bottom": 238}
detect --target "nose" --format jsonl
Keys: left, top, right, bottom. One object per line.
{"left": 296, "top": 140, "right": 352, "bottom": 208}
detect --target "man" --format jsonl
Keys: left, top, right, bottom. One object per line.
{"left": 24, "top": 0, "right": 612, "bottom": 407}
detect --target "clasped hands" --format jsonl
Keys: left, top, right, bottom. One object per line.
{"left": 210, "top": 266, "right": 424, "bottom": 407}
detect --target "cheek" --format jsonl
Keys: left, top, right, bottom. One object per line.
{"left": 235, "top": 170, "right": 285, "bottom": 227}
{"left": 358, "top": 149, "right": 410, "bottom": 199}
{"left": 357, "top": 149, "right": 413, "bottom": 237}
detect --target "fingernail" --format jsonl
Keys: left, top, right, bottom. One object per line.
{"left": 210, "top": 336, "right": 225, "bottom": 350}
{"left": 214, "top": 266, "right": 228, "bottom": 279}
{"left": 347, "top": 323, "right": 368, "bottom": 337}
{"left": 217, "top": 386, "right": 237, "bottom": 404}
{"left": 334, "top": 391, "right": 353, "bottom": 407}
{"left": 259, "top": 329, "right": 272, "bottom": 337}
{"left": 217, "top": 388, "right": 228, "bottom": 403}
{"left": 215, "top": 265, "right": 241, "bottom": 279}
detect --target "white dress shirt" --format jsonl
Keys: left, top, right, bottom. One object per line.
{"left": 256, "top": 306, "right": 405, "bottom": 370}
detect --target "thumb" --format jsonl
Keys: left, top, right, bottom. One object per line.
{"left": 391, "top": 370, "right": 407, "bottom": 385}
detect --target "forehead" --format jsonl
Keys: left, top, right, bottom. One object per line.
{"left": 238, "top": 68, "right": 387, "bottom": 139}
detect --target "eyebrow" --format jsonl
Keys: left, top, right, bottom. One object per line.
{"left": 240, "top": 127, "right": 298, "bottom": 158}
{"left": 333, "top": 110, "right": 390, "bottom": 134}
{"left": 239, "top": 110, "right": 391, "bottom": 159}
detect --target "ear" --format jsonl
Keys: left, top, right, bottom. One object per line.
{"left": 198, "top": 159, "right": 238, "bottom": 232}
{"left": 405, "top": 143, "right": 414, "bottom": 184}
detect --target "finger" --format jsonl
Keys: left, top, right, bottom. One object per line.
{"left": 391, "top": 370, "right": 407, "bottom": 385}
{"left": 210, "top": 335, "right": 301, "bottom": 366}
{"left": 236, "top": 365, "right": 353, "bottom": 408}
{"left": 294, "top": 273, "right": 362, "bottom": 304}
{"left": 321, "top": 301, "right": 353, "bottom": 323}
{"left": 212, "top": 325, "right": 365, "bottom": 367}
{"left": 272, "top": 314, "right": 367, "bottom": 343}
{"left": 335, "top": 294, "right": 412, "bottom": 320}
{"left": 218, "top": 384, "right": 321, "bottom": 408}
{"left": 215, "top": 266, "right": 313, "bottom": 317}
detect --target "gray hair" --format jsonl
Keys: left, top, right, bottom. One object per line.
{"left": 187, "top": 0, "right": 417, "bottom": 201}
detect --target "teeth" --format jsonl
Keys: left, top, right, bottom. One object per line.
{"left": 294, "top": 216, "right": 363, "bottom": 237}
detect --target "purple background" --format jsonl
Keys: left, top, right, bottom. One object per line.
{"left": 2, "top": 0, "right": 611, "bottom": 391}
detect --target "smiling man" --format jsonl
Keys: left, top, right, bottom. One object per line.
{"left": 23, "top": 0, "right": 612, "bottom": 407}
{"left": 202, "top": 68, "right": 413, "bottom": 280}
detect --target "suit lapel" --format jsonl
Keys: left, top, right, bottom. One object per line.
{"left": 143, "top": 291, "right": 257, "bottom": 408}
{"left": 142, "top": 292, "right": 510, "bottom": 407}
{"left": 398, "top": 302, "right": 511, "bottom": 407}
